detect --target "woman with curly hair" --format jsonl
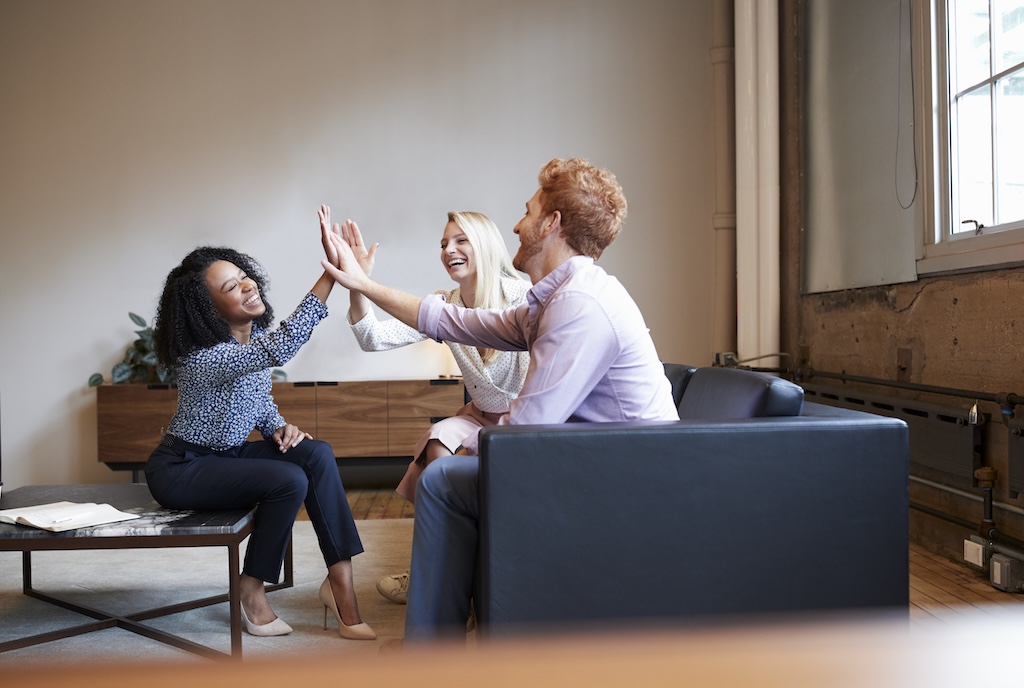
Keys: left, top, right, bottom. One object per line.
{"left": 145, "top": 222, "right": 374, "bottom": 640}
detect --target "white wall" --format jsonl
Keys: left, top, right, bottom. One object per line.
{"left": 0, "top": 0, "right": 716, "bottom": 488}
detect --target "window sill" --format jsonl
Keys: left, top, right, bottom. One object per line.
{"left": 918, "top": 230, "right": 1024, "bottom": 276}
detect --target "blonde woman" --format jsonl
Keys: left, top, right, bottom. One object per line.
{"left": 320, "top": 206, "right": 530, "bottom": 604}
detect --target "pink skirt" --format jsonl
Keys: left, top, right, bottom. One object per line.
{"left": 395, "top": 402, "right": 504, "bottom": 503}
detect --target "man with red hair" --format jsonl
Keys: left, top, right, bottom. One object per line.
{"left": 322, "top": 157, "right": 678, "bottom": 641}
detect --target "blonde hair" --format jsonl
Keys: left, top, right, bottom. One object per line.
{"left": 447, "top": 211, "right": 526, "bottom": 365}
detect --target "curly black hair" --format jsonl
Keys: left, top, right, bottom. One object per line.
{"left": 153, "top": 246, "right": 275, "bottom": 367}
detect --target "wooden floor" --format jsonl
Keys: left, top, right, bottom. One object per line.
{"left": 346, "top": 486, "right": 416, "bottom": 520}
{"left": 909, "top": 542, "right": 1024, "bottom": 623}
{"left": 340, "top": 487, "right": 1024, "bottom": 624}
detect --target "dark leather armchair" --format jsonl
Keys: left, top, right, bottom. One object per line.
{"left": 475, "top": 365, "right": 909, "bottom": 637}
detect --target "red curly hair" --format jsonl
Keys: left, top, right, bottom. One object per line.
{"left": 537, "top": 157, "right": 628, "bottom": 260}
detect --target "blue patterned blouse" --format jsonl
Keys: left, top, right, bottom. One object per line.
{"left": 166, "top": 293, "right": 328, "bottom": 450}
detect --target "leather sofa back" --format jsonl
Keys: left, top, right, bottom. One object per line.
{"left": 676, "top": 366, "right": 804, "bottom": 419}
{"left": 662, "top": 363, "right": 698, "bottom": 408}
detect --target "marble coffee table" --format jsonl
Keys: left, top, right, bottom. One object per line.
{"left": 0, "top": 484, "right": 293, "bottom": 659}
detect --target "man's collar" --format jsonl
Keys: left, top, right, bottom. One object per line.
{"left": 527, "top": 255, "right": 595, "bottom": 305}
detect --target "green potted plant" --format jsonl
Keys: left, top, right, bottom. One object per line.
{"left": 88, "top": 312, "right": 174, "bottom": 386}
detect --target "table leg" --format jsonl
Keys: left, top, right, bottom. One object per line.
{"left": 228, "top": 543, "right": 241, "bottom": 658}
{"left": 22, "top": 551, "right": 32, "bottom": 593}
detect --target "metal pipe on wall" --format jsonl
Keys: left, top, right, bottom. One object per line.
{"left": 912, "top": 473, "right": 1024, "bottom": 564}
{"left": 911, "top": 475, "right": 1024, "bottom": 519}
{"left": 801, "top": 368, "right": 1024, "bottom": 413}
{"left": 911, "top": 500, "right": 1024, "bottom": 560}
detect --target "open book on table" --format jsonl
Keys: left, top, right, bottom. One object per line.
{"left": 0, "top": 501, "right": 140, "bottom": 532}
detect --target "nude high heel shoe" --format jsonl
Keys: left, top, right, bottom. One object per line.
{"left": 240, "top": 604, "right": 293, "bottom": 637}
{"left": 318, "top": 578, "right": 376, "bottom": 640}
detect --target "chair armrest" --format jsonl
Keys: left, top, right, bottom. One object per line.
{"left": 476, "top": 416, "right": 908, "bottom": 636}
{"left": 678, "top": 367, "right": 805, "bottom": 419}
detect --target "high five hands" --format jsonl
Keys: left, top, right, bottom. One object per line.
{"left": 319, "top": 205, "right": 378, "bottom": 292}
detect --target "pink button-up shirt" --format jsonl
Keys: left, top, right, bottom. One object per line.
{"left": 419, "top": 255, "right": 678, "bottom": 453}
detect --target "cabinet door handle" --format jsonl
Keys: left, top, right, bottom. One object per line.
{"left": 430, "top": 379, "right": 459, "bottom": 385}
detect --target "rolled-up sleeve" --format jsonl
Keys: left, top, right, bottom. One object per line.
{"left": 419, "top": 294, "right": 529, "bottom": 351}
{"left": 418, "top": 293, "right": 447, "bottom": 342}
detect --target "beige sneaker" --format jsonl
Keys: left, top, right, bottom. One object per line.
{"left": 376, "top": 572, "right": 409, "bottom": 604}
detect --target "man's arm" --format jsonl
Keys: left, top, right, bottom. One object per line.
{"left": 320, "top": 224, "right": 421, "bottom": 328}
{"left": 362, "top": 281, "right": 422, "bottom": 329}
{"left": 322, "top": 219, "right": 528, "bottom": 347}
{"left": 459, "top": 292, "right": 618, "bottom": 454}
{"left": 425, "top": 297, "right": 530, "bottom": 351}
{"left": 508, "top": 293, "right": 618, "bottom": 423}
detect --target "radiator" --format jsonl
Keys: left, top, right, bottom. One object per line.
{"left": 802, "top": 383, "right": 982, "bottom": 490}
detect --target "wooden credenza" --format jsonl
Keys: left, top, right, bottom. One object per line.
{"left": 96, "top": 379, "right": 465, "bottom": 467}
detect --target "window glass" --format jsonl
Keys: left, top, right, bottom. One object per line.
{"left": 954, "top": 84, "right": 993, "bottom": 230}
{"left": 995, "top": 69, "right": 1024, "bottom": 223}
{"left": 994, "top": 0, "right": 1024, "bottom": 74}
{"left": 946, "top": 0, "right": 1024, "bottom": 235}
{"left": 919, "top": 0, "right": 1024, "bottom": 274}
{"left": 953, "top": 0, "right": 989, "bottom": 90}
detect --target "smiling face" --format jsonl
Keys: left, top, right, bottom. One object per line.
{"left": 440, "top": 220, "right": 476, "bottom": 286}
{"left": 204, "top": 259, "right": 266, "bottom": 331}
{"left": 512, "top": 189, "right": 548, "bottom": 275}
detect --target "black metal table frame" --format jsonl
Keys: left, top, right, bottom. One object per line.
{"left": 0, "top": 505, "right": 294, "bottom": 660}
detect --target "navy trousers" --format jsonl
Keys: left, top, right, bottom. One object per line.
{"left": 146, "top": 435, "right": 362, "bottom": 583}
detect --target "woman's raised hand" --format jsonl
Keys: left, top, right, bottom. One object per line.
{"left": 319, "top": 205, "right": 342, "bottom": 268}
{"left": 321, "top": 226, "right": 372, "bottom": 292}
{"left": 340, "top": 219, "right": 378, "bottom": 277}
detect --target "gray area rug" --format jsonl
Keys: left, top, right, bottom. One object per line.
{"left": 0, "top": 519, "right": 412, "bottom": 665}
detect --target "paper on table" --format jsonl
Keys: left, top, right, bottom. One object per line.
{"left": 0, "top": 501, "right": 140, "bottom": 532}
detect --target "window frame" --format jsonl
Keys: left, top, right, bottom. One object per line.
{"left": 918, "top": 0, "right": 1024, "bottom": 276}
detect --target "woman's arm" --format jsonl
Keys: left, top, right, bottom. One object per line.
{"left": 349, "top": 308, "right": 427, "bottom": 351}
{"left": 340, "top": 214, "right": 378, "bottom": 323}
{"left": 311, "top": 270, "right": 334, "bottom": 305}
{"left": 310, "top": 205, "right": 354, "bottom": 306}
{"left": 318, "top": 207, "right": 428, "bottom": 351}
{"left": 255, "top": 396, "right": 312, "bottom": 453}
{"left": 321, "top": 226, "right": 422, "bottom": 329}
{"left": 319, "top": 205, "right": 378, "bottom": 321}
{"left": 180, "top": 293, "right": 328, "bottom": 386}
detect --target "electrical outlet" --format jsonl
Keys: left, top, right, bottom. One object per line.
{"left": 714, "top": 352, "right": 737, "bottom": 367}
{"left": 964, "top": 538, "right": 986, "bottom": 567}
{"left": 990, "top": 554, "right": 1024, "bottom": 592}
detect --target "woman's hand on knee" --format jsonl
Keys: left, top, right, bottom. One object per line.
{"left": 273, "top": 423, "right": 313, "bottom": 453}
